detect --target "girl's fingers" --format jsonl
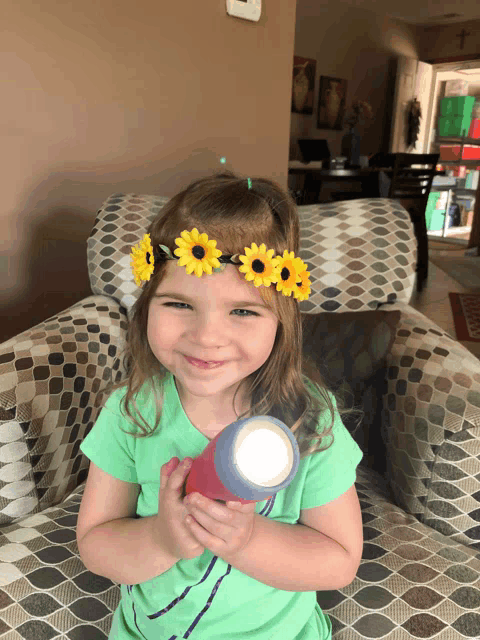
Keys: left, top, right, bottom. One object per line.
{"left": 161, "top": 457, "right": 178, "bottom": 484}
{"left": 171, "top": 458, "right": 192, "bottom": 490}
{"left": 161, "top": 458, "right": 192, "bottom": 502}
{"left": 167, "top": 457, "right": 179, "bottom": 474}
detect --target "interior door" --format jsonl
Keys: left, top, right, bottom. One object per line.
{"left": 390, "top": 56, "right": 434, "bottom": 153}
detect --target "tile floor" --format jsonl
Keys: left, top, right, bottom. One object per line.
{"left": 409, "top": 237, "right": 480, "bottom": 359}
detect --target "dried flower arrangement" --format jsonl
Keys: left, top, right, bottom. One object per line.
{"left": 344, "top": 99, "right": 374, "bottom": 129}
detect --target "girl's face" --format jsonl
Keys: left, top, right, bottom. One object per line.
{"left": 147, "top": 261, "right": 279, "bottom": 415}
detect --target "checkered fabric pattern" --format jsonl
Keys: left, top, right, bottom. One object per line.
{"left": 380, "top": 300, "right": 480, "bottom": 551}
{"left": 0, "top": 296, "right": 128, "bottom": 526}
{"left": 0, "top": 193, "right": 479, "bottom": 639}
{"left": 87, "top": 194, "right": 170, "bottom": 316}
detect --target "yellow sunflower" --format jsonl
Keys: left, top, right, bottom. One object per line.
{"left": 174, "top": 228, "right": 223, "bottom": 277}
{"left": 294, "top": 269, "right": 311, "bottom": 301}
{"left": 131, "top": 233, "right": 155, "bottom": 287}
{"left": 275, "top": 250, "right": 309, "bottom": 298}
{"left": 238, "top": 243, "right": 281, "bottom": 288}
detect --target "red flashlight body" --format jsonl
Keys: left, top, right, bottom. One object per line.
{"left": 183, "top": 415, "right": 300, "bottom": 505}
{"left": 184, "top": 432, "right": 261, "bottom": 504}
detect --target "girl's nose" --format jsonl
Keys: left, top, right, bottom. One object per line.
{"left": 189, "top": 314, "right": 230, "bottom": 345}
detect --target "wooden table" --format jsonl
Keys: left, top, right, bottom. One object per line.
{"left": 288, "top": 161, "right": 445, "bottom": 204}
{"left": 288, "top": 162, "right": 392, "bottom": 203}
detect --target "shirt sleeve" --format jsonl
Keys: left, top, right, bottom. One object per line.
{"left": 300, "top": 387, "right": 364, "bottom": 510}
{"left": 79, "top": 387, "right": 138, "bottom": 484}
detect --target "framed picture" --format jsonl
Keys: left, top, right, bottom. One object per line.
{"left": 291, "top": 56, "right": 316, "bottom": 115}
{"left": 316, "top": 76, "right": 347, "bottom": 130}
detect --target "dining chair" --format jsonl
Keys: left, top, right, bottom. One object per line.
{"left": 387, "top": 153, "right": 440, "bottom": 293}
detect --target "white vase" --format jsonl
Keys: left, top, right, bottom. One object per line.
{"left": 326, "top": 81, "right": 341, "bottom": 128}
{"left": 293, "top": 68, "right": 309, "bottom": 112}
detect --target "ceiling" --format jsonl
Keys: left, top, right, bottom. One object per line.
{"left": 302, "top": 0, "right": 480, "bottom": 26}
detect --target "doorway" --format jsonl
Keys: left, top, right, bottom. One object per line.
{"left": 390, "top": 58, "right": 480, "bottom": 250}
{"left": 424, "top": 61, "right": 480, "bottom": 247}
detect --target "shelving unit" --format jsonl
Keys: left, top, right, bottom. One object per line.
{"left": 430, "top": 134, "right": 480, "bottom": 241}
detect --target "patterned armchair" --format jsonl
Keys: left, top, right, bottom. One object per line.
{"left": 1, "top": 194, "right": 479, "bottom": 640}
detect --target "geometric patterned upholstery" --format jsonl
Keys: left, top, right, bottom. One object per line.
{"left": 1, "top": 194, "right": 479, "bottom": 639}
{"left": 0, "top": 296, "right": 128, "bottom": 526}
{"left": 87, "top": 194, "right": 169, "bottom": 316}
{"left": 379, "top": 300, "right": 480, "bottom": 553}
{"left": 296, "top": 198, "right": 416, "bottom": 313}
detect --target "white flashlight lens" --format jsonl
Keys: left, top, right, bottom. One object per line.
{"left": 235, "top": 426, "right": 291, "bottom": 486}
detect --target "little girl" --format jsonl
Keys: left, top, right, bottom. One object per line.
{"left": 77, "top": 171, "right": 364, "bottom": 640}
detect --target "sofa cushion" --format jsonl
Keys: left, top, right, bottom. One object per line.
{"left": 0, "top": 296, "right": 128, "bottom": 526}
{"left": 301, "top": 310, "right": 401, "bottom": 474}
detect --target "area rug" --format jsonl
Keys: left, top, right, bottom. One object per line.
{"left": 449, "top": 293, "right": 480, "bottom": 342}
{"left": 430, "top": 255, "right": 480, "bottom": 292}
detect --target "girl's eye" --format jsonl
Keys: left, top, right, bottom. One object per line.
{"left": 162, "top": 302, "right": 258, "bottom": 317}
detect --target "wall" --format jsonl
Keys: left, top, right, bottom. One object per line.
{"left": 1, "top": 0, "right": 297, "bottom": 343}
{"left": 389, "top": 58, "right": 435, "bottom": 154}
{"left": 420, "top": 19, "right": 480, "bottom": 62}
{"left": 290, "top": 1, "right": 422, "bottom": 164}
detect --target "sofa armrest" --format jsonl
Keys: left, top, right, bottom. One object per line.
{"left": 0, "top": 295, "right": 128, "bottom": 526}
{"left": 378, "top": 301, "right": 480, "bottom": 551}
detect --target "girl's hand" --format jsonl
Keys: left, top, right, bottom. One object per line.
{"left": 152, "top": 457, "right": 206, "bottom": 560}
{"left": 183, "top": 492, "right": 256, "bottom": 561}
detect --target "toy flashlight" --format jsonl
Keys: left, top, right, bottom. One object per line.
{"left": 183, "top": 415, "right": 300, "bottom": 504}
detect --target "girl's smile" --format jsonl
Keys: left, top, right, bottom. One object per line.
{"left": 184, "top": 355, "right": 227, "bottom": 370}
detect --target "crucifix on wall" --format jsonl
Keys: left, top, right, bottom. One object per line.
{"left": 456, "top": 28, "right": 471, "bottom": 50}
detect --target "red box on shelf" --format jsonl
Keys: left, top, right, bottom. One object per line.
{"left": 468, "top": 118, "right": 480, "bottom": 139}
{"left": 463, "top": 146, "right": 480, "bottom": 159}
{"left": 439, "top": 145, "right": 480, "bottom": 161}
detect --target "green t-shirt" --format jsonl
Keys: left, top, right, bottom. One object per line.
{"left": 79, "top": 372, "right": 363, "bottom": 640}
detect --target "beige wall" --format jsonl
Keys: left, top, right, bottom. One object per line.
{"left": 4, "top": 0, "right": 479, "bottom": 345}
{"left": 290, "top": 3, "right": 422, "bottom": 163}
{"left": 2, "top": 0, "right": 297, "bottom": 343}
{"left": 420, "top": 19, "right": 480, "bottom": 61}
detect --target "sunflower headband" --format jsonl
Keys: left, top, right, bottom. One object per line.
{"left": 130, "top": 229, "right": 311, "bottom": 301}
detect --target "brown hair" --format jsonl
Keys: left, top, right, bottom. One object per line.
{"left": 104, "top": 171, "right": 362, "bottom": 459}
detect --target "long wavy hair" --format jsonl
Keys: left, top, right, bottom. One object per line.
{"left": 104, "top": 171, "right": 362, "bottom": 459}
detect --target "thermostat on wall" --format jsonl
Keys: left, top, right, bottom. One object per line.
{"left": 226, "top": 0, "right": 261, "bottom": 22}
